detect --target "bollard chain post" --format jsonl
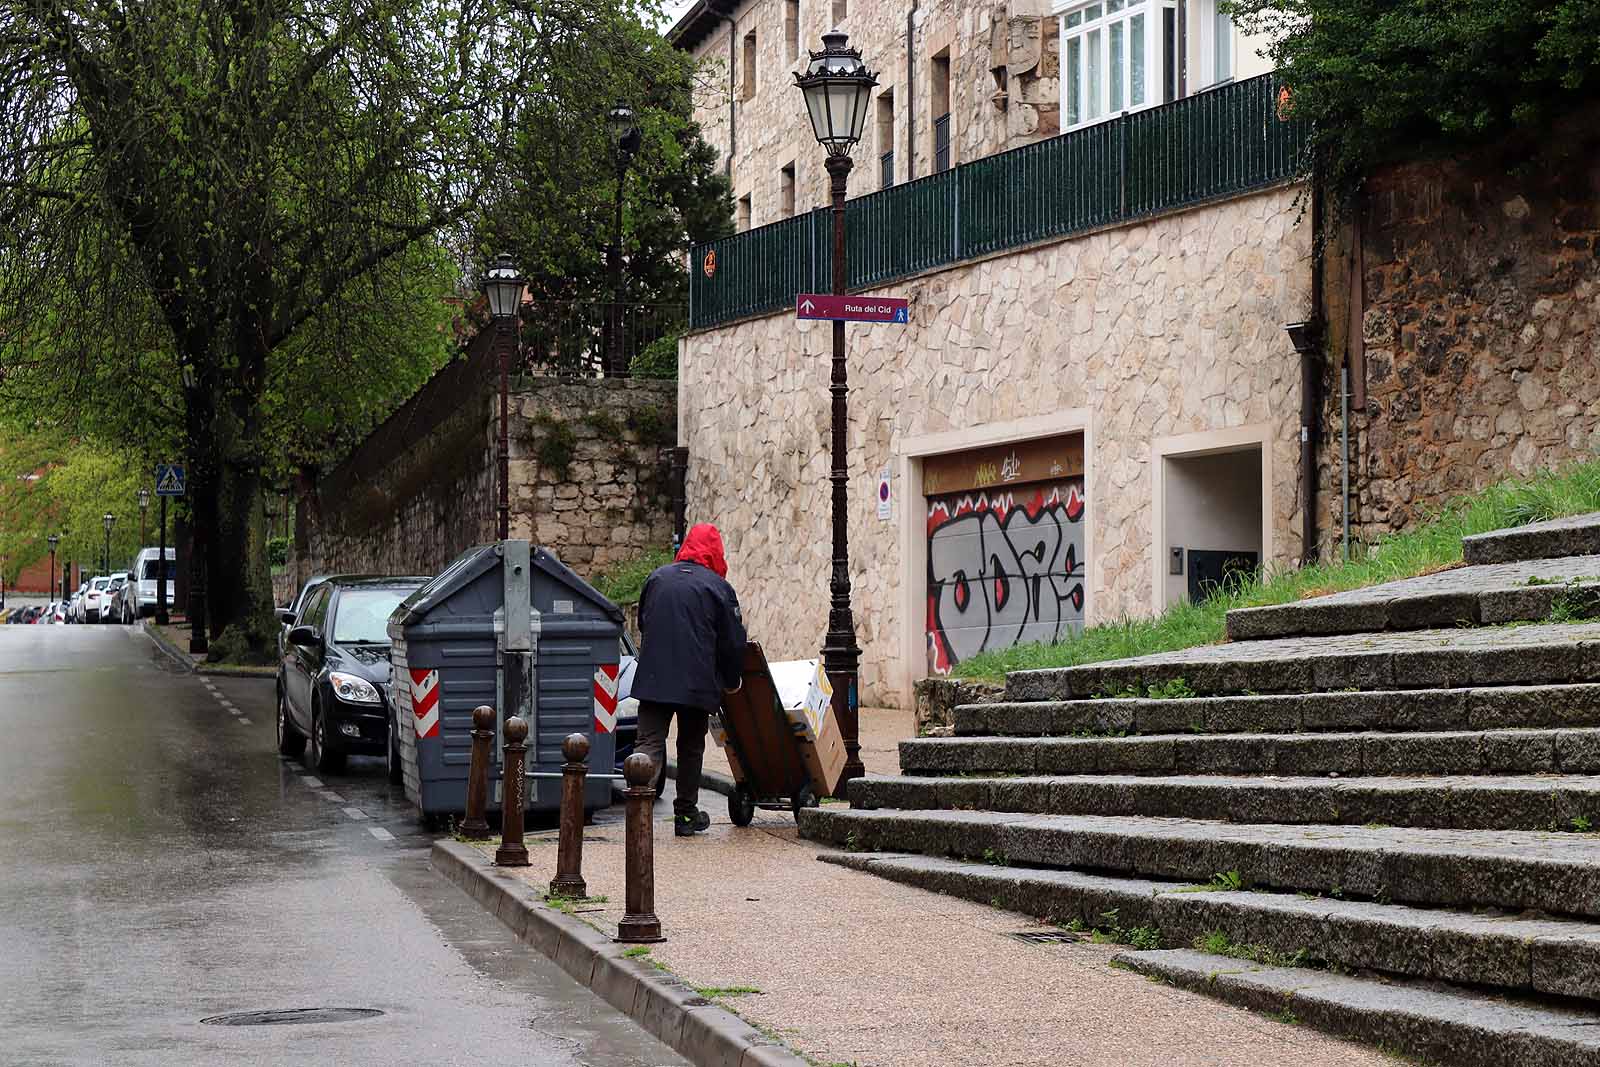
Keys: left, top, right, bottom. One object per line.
{"left": 616, "top": 752, "right": 664, "bottom": 943}
{"left": 495, "top": 716, "right": 530, "bottom": 867}
{"left": 549, "top": 732, "right": 590, "bottom": 899}
{"left": 460, "top": 705, "right": 495, "bottom": 841}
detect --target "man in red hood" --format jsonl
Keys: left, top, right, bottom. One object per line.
{"left": 632, "top": 523, "right": 747, "bottom": 836}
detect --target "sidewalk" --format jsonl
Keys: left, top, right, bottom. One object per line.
{"left": 472, "top": 707, "right": 1390, "bottom": 1067}
{"left": 143, "top": 620, "right": 277, "bottom": 676}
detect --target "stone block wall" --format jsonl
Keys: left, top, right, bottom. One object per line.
{"left": 1318, "top": 109, "right": 1600, "bottom": 547}
{"left": 680, "top": 184, "right": 1313, "bottom": 707}
{"left": 291, "top": 351, "right": 678, "bottom": 591}
{"left": 686, "top": 0, "right": 1059, "bottom": 228}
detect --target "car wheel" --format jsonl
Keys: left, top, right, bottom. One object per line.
{"left": 276, "top": 688, "right": 306, "bottom": 759}
{"left": 311, "top": 701, "right": 346, "bottom": 774}
{"left": 386, "top": 713, "right": 404, "bottom": 786}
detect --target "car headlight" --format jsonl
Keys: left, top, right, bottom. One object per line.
{"left": 330, "top": 671, "right": 382, "bottom": 705}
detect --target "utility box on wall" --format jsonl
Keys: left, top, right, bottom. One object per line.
{"left": 388, "top": 540, "right": 622, "bottom": 824}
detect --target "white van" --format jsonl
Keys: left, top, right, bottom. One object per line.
{"left": 128, "top": 547, "right": 178, "bottom": 620}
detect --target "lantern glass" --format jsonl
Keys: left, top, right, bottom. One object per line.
{"left": 607, "top": 102, "right": 636, "bottom": 150}
{"left": 103, "top": 512, "right": 115, "bottom": 533}
{"left": 481, "top": 253, "right": 525, "bottom": 322}
{"left": 795, "top": 32, "right": 878, "bottom": 156}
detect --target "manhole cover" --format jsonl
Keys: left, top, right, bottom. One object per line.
{"left": 1009, "top": 931, "right": 1081, "bottom": 945}
{"left": 201, "top": 1008, "right": 384, "bottom": 1027}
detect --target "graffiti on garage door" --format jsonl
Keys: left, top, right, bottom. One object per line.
{"left": 927, "top": 481, "right": 1086, "bottom": 673}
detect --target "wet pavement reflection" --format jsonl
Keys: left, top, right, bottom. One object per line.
{"left": 0, "top": 624, "right": 686, "bottom": 1066}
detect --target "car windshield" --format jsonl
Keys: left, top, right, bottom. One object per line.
{"left": 141, "top": 559, "right": 176, "bottom": 580}
{"left": 91, "top": 579, "right": 108, "bottom": 591}
{"left": 331, "top": 586, "right": 417, "bottom": 644}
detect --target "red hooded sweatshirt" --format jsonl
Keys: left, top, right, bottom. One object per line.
{"left": 676, "top": 523, "right": 728, "bottom": 578}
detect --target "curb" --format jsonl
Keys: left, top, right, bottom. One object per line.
{"left": 429, "top": 839, "right": 807, "bottom": 1067}
{"left": 139, "top": 621, "right": 278, "bottom": 678}
{"left": 666, "top": 759, "right": 737, "bottom": 798}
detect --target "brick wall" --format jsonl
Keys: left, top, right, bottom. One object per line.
{"left": 1319, "top": 108, "right": 1600, "bottom": 547}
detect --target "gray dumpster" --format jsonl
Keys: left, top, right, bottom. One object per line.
{"left": 387, "top": 540, "right": 622, "bottom": 824}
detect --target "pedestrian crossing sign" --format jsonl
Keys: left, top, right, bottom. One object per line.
{"left": 155, "top": 464, "right": 186, "bottom": 496}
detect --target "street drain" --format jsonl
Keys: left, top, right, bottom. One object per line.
{"left": 201, "top": 1008, "right": 384, "bottom": 1027}
{"left": 1008, "top": 931, "right": 1081, "bottom": 945}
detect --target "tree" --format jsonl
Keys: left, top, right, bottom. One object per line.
{"left": 0, "top": 0, "right": 674, "bottom": 660}
{"left": 1225, "top": 0, "right": 1600, "bottom": 197}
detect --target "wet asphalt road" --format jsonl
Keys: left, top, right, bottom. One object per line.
{"left": 0, "top": 624, "right": 687, "bottom": 1067}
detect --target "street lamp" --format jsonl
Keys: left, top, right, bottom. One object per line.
{"left": 795, "top": 32, "right": 877, "bottom": 788}
{"left": 102, "top": 512, "right": 115, "bottom": 575}
{"left": 47, "top": 534, "right": 59, "bottom": 606}
{"left": 138, "top": 488, "right": 150, "bottom": 548}
{"left": 482, "top": 253, "right": 527, "bottom": 541}
{"left": 604, "top": 102, "right": 642, "bottom": 379}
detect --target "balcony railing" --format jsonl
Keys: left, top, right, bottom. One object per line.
{"left": 516, "top": 300, "right": 686, "bottom": 378}
{"left": 688, "top": 72, "right": 1307, "bottom": 330}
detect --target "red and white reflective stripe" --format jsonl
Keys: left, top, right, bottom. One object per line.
{"left": 410, "top": 667, "right": 440, "bottom": 739}
{"left": 593, "top": 664, "right": 620, "bottom": 734}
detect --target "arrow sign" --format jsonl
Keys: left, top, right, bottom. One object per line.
{"left": 796, "top": 293, "right": 910, "bottom": 324}
{"left": 154, "top": 464, "right": 186, "bottom": 496}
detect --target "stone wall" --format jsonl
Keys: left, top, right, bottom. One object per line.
{"left": 1318, "top": 109, "right": 1600, "bottom": 546}
{"left": 291, "top": 344, "right": 678, "bottom": 592}
{"left": 680, "top": 184, "right": 1313, "bottom": 707}
{"left": 685, "top": 0, "right": 1060, "bottom": 227}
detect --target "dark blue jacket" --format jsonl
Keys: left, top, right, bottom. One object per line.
{"left": 631, "top": 559, "right": 746, "bottom": 711}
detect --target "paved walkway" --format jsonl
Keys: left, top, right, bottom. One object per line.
{"left": 481, "top": 706, "right": 1389, "bottom": 1067}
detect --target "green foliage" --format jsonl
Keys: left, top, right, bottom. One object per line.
{"left": 630, "top": 332, "right": 680, "bottom": 380}
{"left": 533, "top": 419, "right": 578, "bottom": 480}
{"left": 267, "top": 537, "right": 290, "bottom": 568}
{"left": 592, "top": 547, "right": 672, "bottom": 607}
{"left": 1196, "top": 929, "right": 1312, "bottom": 970}
{"left": 954, "top": 457, "right": 1600, "bottom": 680}
{"left": 1224, "top": 0, "right": 1600, "bottom": 196}
{"left": 627, "top": 404, "right": 675, "bottom": 447}
{"left": 0, "top": 434, "right": 149, "bottom": 581}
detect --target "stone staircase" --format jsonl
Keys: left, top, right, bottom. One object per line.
{"left": 800, "top": 513, "right": 1600, "bottom": 1067}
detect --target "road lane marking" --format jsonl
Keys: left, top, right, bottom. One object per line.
{"left": 300, "top": 775, "right": 324, "bottom": 788}
{"left": 319, "top": 791, "right": 347, "bottom": 803}
{"left": 367, "top": 827, "right": 395, "bottom": 842}
{"left": 343, "top": 807, "right": 369, "bottom": 820}
{"left": 238, "top": 717, "right": 252, "bottom": 725}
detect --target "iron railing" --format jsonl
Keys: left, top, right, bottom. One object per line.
{"left": 688, "top": 72, "right": 1306, "bottom": 330}
{"left": 516, "top": 301, "right": 686, "bottom": 378}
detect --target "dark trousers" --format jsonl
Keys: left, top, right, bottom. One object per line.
{"left": 636, "top": 700, "right": 709, "bottom": 817}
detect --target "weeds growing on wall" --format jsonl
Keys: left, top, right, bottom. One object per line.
{"left": 591, "top": 547, "right": 672, "bottom": 607}
{"left": 953, "top": 456, "right": 1600, "bottom": 680}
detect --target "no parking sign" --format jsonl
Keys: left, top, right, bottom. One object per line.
{"left": 876, "top": 466, "right": 892, "bottom": 521}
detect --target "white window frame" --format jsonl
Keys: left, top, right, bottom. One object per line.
{"left": 1194, "top": 0, "right": 1235, "bottom": 89}
{"left": 1054, "top": 0, "right": 1169, "bottom": 131}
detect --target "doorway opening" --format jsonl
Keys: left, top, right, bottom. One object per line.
{"left": 1161, "top": 445, "right": 1263, "bottom": 609}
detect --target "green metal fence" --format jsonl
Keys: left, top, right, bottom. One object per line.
{"left": 688, "top": 72, "right": 1306, "bottom": 330}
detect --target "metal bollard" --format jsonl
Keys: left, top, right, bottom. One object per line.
{"left": 494, "top": 716, "right": 530, "bottom": 867}
{"left": 549, "top": 732, "right": 590, "bottom": 898}
{"left": 616, "top": 752, "right": 664, "bottom": 943}
{"left": 459, "top": 705, "right": 495, "bottom": 841}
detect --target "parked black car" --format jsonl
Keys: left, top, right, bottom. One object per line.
{"left": 277, "top": 575, "right": 428, "bottom": 774}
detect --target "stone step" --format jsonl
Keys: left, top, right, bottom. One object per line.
{"left": 899, "top": 727, "right": 1600, "bottom": 778}
{"left": 1004, "top": 620, "right": 1600, "bottom": 702}
{"left": 820, "top": 852, "right": 1600, "bottom": 1003}
{"left": 1223, "top": 556, "right": 1600, "bottom": 642}
{"left": 1115, "top": 948, "right": 1600, "bottom": 1067}
{"left": 1464, "top": 512, "right": 1600, "bottom": 566}
{"left": 798, "top": 807, "right": 1600, "bottom": 918}
{"left": 851, "top": 773, "right": 1600, "bottom": 832}
{"left": 955, "top": 683, "right": 1600, "bottom": 737}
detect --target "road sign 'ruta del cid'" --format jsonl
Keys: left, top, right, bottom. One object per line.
{"left": 795, "top": 293, "right": 909, "bottom": 323}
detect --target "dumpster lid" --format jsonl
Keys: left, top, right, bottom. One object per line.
{"left": 388, "top": 542, "right": 501, "bottom": 634}
{"left": 531, "top": 545, "right": 624, "bottom": 623}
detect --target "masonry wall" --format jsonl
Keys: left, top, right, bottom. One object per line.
{"left": 680, "top": 183, "right": 1313, "bottom": 707}
{"left": 1318, "top": 109, "right": 1600, "bottom": 547}
{"left": 292, "top": 354, "right": 678, "bottom": 592}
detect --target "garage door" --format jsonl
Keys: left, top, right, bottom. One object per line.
{"left": 925, "top": 434, "right": 1087, "bottom": 674}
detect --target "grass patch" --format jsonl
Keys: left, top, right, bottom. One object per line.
{"left": 693, "top": 984, "right": 762, "bottom": 998}
{"left": 952, "top": 458, "right": 1600, "bottom": 681}
{"left": 591, "top": 547, "right": 672, "bottom": 607}
{"left": 1196, "top": 929, "right": 1313, "bottom": 970}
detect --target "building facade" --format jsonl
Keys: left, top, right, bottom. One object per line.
{"left": 670, "top": 0, "right": 1307, "bottom": 708}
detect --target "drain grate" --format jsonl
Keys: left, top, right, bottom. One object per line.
{"left": 201, "top": 1008, "right": 384, "bottom": 1027}
{"left": 1008, "top": 931, "right": 1081, "bottom": 945}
